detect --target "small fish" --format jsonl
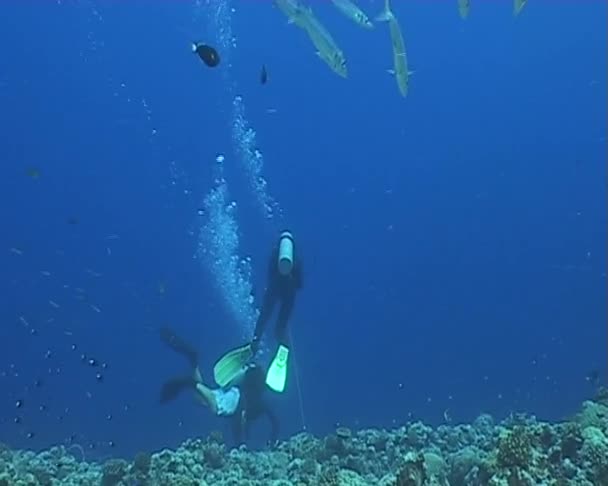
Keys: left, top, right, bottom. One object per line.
{"left": 26, "top": 167, "right": 40, "bottom": 179}
{"left": 513, "top": 0, "right": 527, "bottom": 16}
{"left": 260, "top": 65, "right": 268, "bottom": 85}
{"left": 49, "top": 300, "right": 60, "bottom": 309}
{"left": 90, "top": 304, "right": 101, "bottom": 313}
{"left": 10, "top": 247, "right": 23, "bottom": 255}
{"left": 443, "top": 408, "right": 452, "bottom": 423}
{"left": 192, "top": 42, "right": 220, "bottom": 68}
{"left": 458, "top": 0, "right": 470, "bottom": 19}
{"left": 40, "top": 271, "right": 51, "bottom": 277}
{"left": 331, "top": 0, "right": 374, "bottom": 29}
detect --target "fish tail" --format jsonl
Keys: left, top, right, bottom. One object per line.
{"left": 375, "top": 0, "right": 392, "bottom": 22}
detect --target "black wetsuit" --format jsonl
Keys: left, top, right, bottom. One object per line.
{"left": 231, "top": 364, "right": 280, "bottom": 445}
{"left": 252, "top": 246, "right": 302, "bottom": 350}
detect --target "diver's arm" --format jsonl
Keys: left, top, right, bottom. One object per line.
{"left": 252, "top": 284, "right": 277, "bottom": 348}
{"left": 252, "top": 249, "right": 280, "bottom": 343}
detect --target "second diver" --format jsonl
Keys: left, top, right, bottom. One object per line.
{"left": 159, "top": 326, "right": 279, "bottom": 445}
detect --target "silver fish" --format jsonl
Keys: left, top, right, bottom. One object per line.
{"left": 458, "top": 0, "right": 471, "bottom": 19}
{"left": 274, "top": 0, "right": 310, "bottom": 29}
{"left": 513, "top": 0, "right": 527, "bottom": 16}
{"left": 303, "top": 11, "right": 348, "bottom": 78}
{"left": 331, "top": 0, "right": 374, "bottom": 29}
{"left": 274, "top": 0, "right": 348, "bottom": 78}
{"left": 376, "top": 0, "right": 409, "bottom": 97}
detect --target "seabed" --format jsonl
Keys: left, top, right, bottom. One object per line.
{"left": 1, "top": 393, "right": 607, "bottom": 486}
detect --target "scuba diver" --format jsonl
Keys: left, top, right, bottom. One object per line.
{"left": 159, "top": 326, "right": 279, "bottom": 445}
{"left": 214, "top": 230, "right": 302, "bottom": 394}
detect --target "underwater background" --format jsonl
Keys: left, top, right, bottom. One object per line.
{"left": 0, "top": 0, "right": 606, "bottom": 469}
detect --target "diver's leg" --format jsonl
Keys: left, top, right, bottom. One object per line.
{"left": 231, "top": 415, "right": 244, "bottom": 445}
{"left": 194, "top": 383, "right": 218, "bottom": 415}
{"left": 159, "top": 376, "right": 196, "bottom": 404}
{"left": 160, "top": 327, "right": 199, "bottom": 368}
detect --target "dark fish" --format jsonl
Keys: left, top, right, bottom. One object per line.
{"left": 192, "top": 42, "right": 220, "bottom": 68}
{"left": 260, "top": 65, "right": 268, "bottom": 84}
{"left": 26, "top": 167, "right": 40, "bottom": 179}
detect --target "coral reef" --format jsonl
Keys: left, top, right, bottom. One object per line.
{"left": 0, "top": 399, "right": 607, "bottom": 485}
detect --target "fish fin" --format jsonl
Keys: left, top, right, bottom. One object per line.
{"left": 375, "top": 10, "right": 391, "bottom": 22}
{"left": 191, "top": 42, "right": 198, "bottom": 52}
{"left": 375, "top": 0, "right": 392, "bottom": 22}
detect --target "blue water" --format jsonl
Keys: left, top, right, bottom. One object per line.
{"left": 0, "top": 0, "right": 605, "bottom": 459}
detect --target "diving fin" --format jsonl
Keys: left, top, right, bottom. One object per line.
{"left": 266, "top": 345, "right": 289, "bottom": 393}
{"left": 213, "top": 344, "right": 253, "bottom": 387}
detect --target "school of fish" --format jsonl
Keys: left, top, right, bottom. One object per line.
{"left": 197, "top": 0, "right": 530, "bottom": 97}
{"left": 271, "top": 0, "right": 528, "bottom": 97}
